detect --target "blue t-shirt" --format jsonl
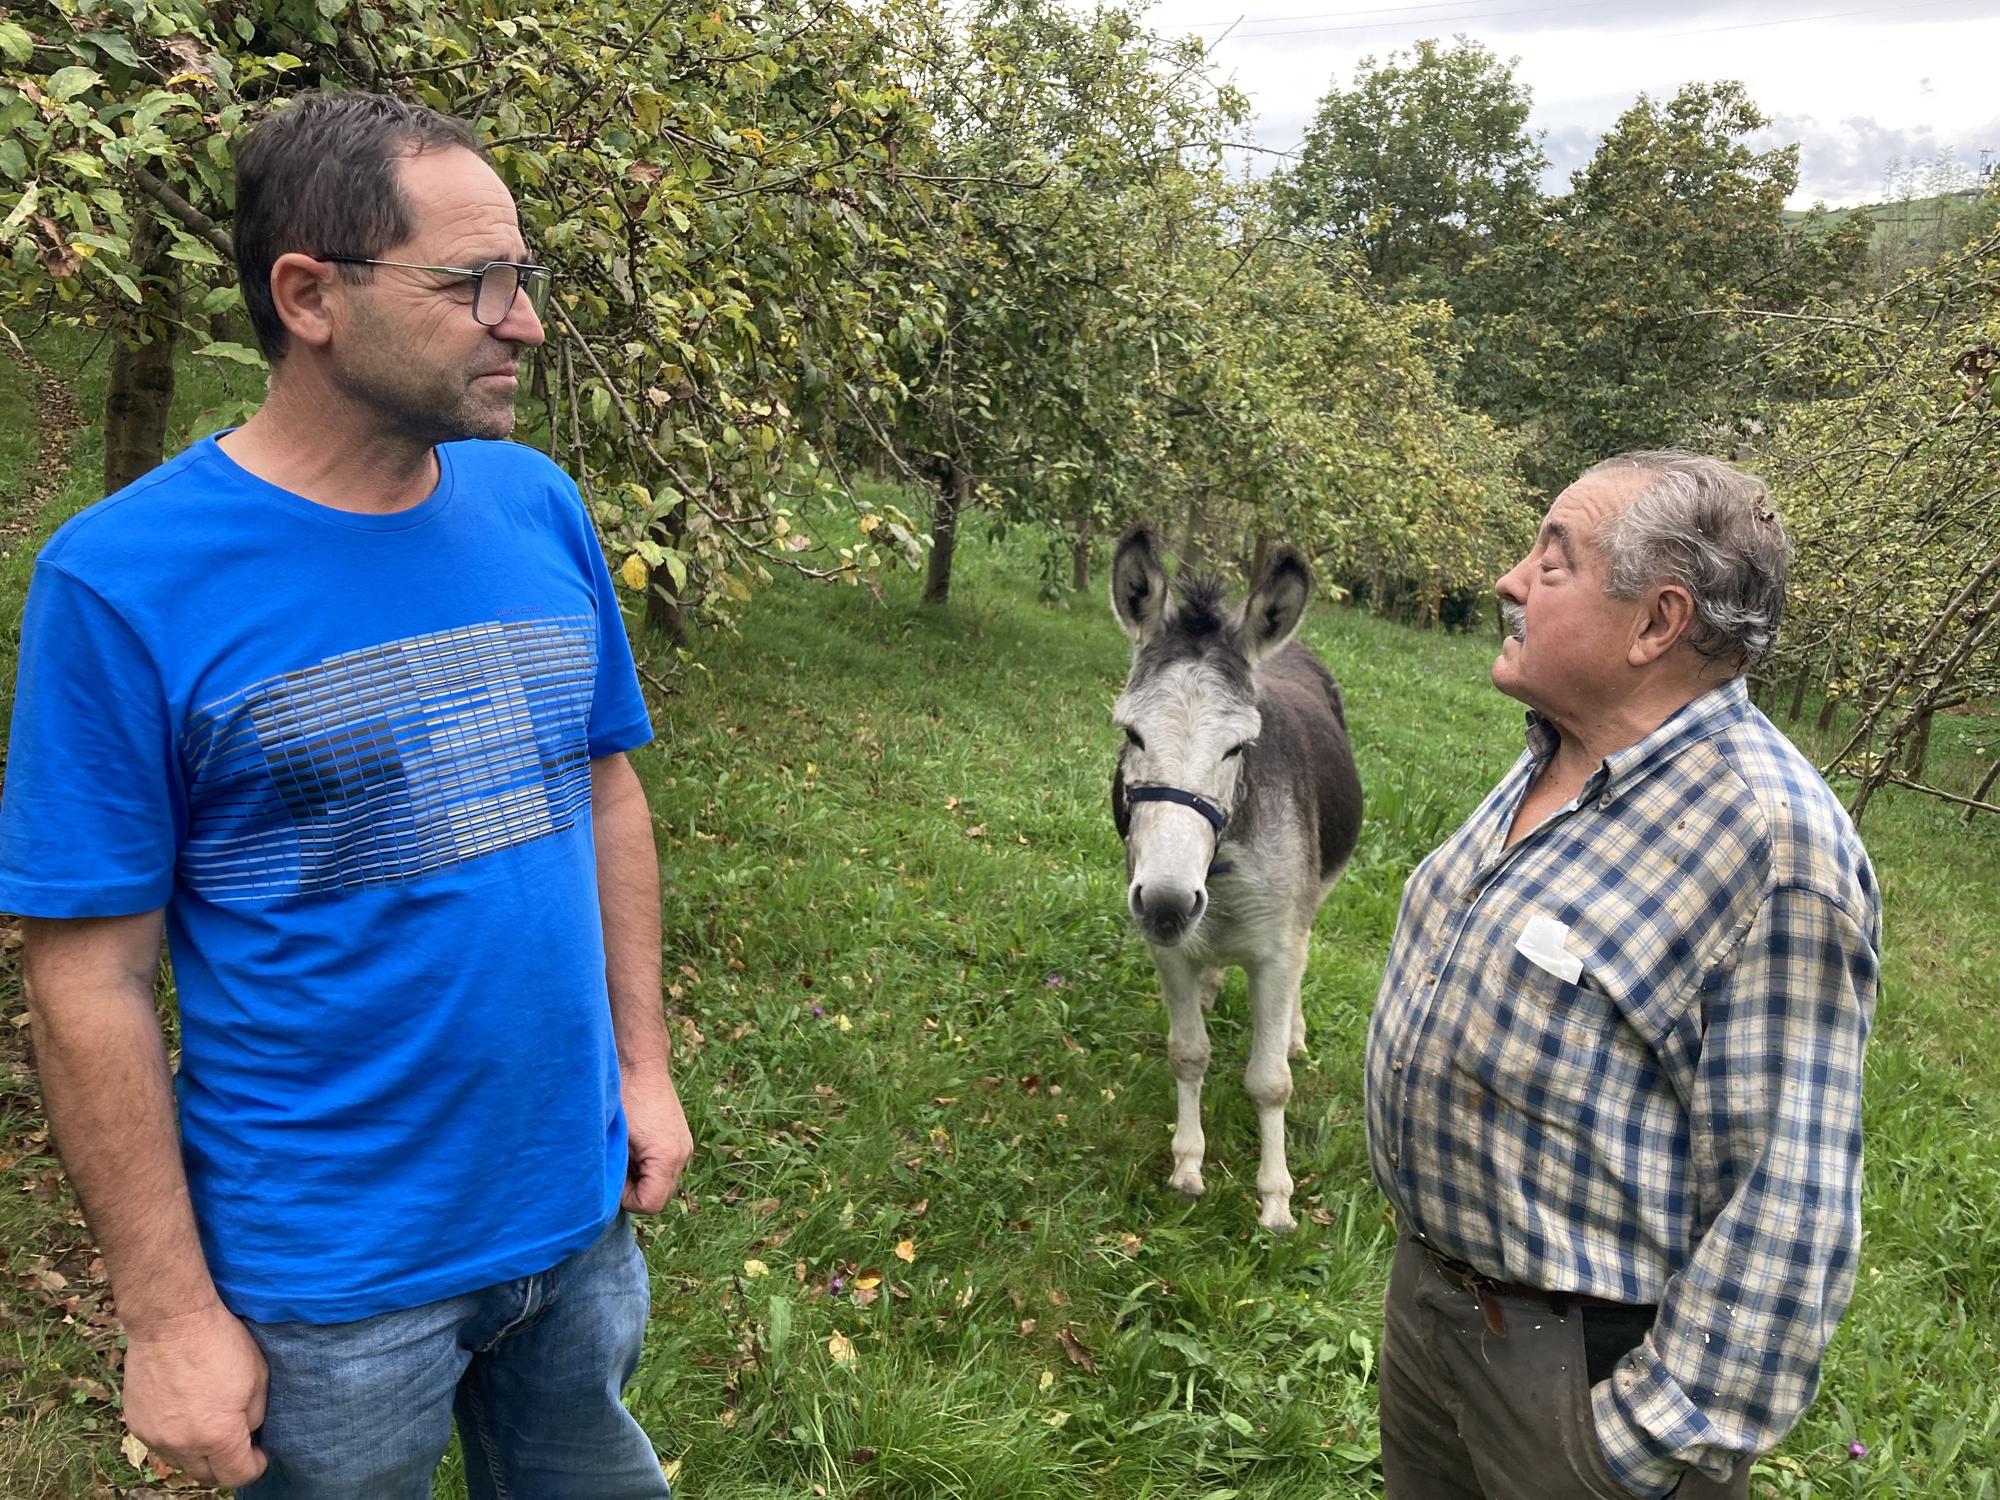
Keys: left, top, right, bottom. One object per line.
{"left": 0, "top": 435, "right": 654, "bottom": 1323}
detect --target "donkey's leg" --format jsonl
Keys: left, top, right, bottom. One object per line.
{"left": 1245, "top": 938, "right": 1309, "bottom": 1233}
{"left": 1199, "top": 966, "right": 1225, "bottom": 1013}
{"left": 1157, "top": 949, "right": 1214, "bottom": 1198}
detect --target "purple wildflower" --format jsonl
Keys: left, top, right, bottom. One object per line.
{"left": 812, "top": 1005, "right": 825, "bottom": 1018}
{"left": 1848, "top": 1442, "right": 1868, "bottom": 1460}
{"left": 1045, "top": 975, "right": 1066, "bottom": 989}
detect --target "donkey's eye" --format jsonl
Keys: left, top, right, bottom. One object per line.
{"left": 1124, "top": 728, "right": 1145, "bottom": 751}
{"left": 1223, "top": 743, "right": 1245, "bottom": 760}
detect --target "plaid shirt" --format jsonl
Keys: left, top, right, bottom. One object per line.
{"left": 1367, "top": 677, "right": 1879, "bottom": 1496}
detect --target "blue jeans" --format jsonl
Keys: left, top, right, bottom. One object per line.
{"left": 239, "top": 1215, "right": 670, "bottom": 1499}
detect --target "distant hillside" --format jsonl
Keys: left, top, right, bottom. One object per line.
{"left": 1783, "top": 186, "right": 1990, "bottom": 233}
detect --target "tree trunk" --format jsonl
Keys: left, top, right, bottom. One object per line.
{"left": 644, "top": 504, "right": 689, "bottom": 642}
{"left": 104, "top": 220, "right": 180, "bottom": 495}
{"left": 1815, "top": 691, "right": 1840, "bottom": 732}
{"left": 1902, "top": 707, "right": 1935, "bottom": 779}
{"left": 923, "top": 460, "right": 968, "bottom": 605}
{"left": 1787, "top": 667, "right": 1810, "bottom": 722}
{"left": 1247, "top": 531, "right": 1270, "bottom": 588}
{"left": 1966, "top": 757, "right": 2000, "bottom": 825}
{"left": 1070, "top": 514, "right": 1092, "bottom": 593}
{"left": 1181, "top": 492, "right": 1207, "bottom": 571}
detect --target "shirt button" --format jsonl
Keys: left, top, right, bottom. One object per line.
{"left": 1389, "top": 1152, "right": 1401, "bottom": 1166}
{"left": 1392, "top": 1060, "right": 1403, "bottom": 1073}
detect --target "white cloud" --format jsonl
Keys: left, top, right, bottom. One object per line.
{"left": 1146, "top": 1, "right": 2000, "bottom": 205}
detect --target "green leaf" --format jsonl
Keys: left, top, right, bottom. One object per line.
{"left": 661, "top": 551, "right": 688, "bottom": 592}
{"left": 84, "top": 31, "right": 142, "bottom": 70}
{"left": 0, "top": 21, "right": 33, "bottom": 64}
{"left": 165, "top": 236, "right": 224, "bottom": 266}
{"left": 107, "top": 270, "right": 141, "bottom": 302}
{"left": 47, "top": 67, "right": 104, "bottom": 103}
{"left": 0, "top": 140, "right": 25, "bottom": 182}
{"left": 196, "top": 341, "right": 268, "bottom": 368}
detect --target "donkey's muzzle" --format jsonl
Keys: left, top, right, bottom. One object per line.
{"left": 1131, "top": 881, "right": 1206, "bottom": 945}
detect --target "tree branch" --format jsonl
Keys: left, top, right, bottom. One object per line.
{"left": 130, "top": 167, "right": 232, "bottom": 260}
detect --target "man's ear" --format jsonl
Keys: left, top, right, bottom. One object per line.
{"left": 266, "top": 252, "right": 340, "bottom": 353}
{"left": 1630, "top": 583, "right": 1697, "bottom": 667}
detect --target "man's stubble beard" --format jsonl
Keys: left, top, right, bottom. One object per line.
{"left": 333, "top": 312, "right": 520, "bottom": 447}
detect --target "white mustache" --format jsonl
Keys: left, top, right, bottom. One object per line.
{"left": 1501, "top": 602, "right": 1527, "bottom": 641}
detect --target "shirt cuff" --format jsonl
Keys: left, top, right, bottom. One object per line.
{"left": 1591, "top": 1349, "right": 1702, "bottom": 1499}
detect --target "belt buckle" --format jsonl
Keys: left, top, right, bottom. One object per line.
{"left": 1426, "top": 1246, "right": 1509, "bottom": 1336}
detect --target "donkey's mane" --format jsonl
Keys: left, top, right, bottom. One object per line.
{"left": 1171, "top": 573, "right": 1235, "bottom": 640}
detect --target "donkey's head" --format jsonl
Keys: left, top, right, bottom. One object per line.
{"left": 1109, "top": 526, "right": 1312, "bottom": 946}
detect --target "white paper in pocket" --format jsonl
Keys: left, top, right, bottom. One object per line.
{"left": 1514, "top": 913, "right": 1584, "bottom": 984}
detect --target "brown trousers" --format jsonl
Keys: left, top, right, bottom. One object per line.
{"left": 1379, "top": 1235, "right": 1752, "bottom": 1500}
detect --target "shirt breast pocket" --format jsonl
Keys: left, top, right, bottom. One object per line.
{"left": 1455, "top": 947, "right": 1640, "bottom": 1124}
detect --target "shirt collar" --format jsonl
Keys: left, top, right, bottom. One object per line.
{"left": 1521, "top": 676, "right": 1753, "bottom": 801}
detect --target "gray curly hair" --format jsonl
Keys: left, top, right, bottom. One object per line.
{"left": 1585, "top": 450, "right": 1791, "bottom": 671}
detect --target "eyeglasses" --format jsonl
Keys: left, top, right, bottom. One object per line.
{"left": 318, "top": 255, "right": 551, "bottom": 327}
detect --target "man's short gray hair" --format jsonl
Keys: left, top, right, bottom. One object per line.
{"left": 1585, "top": 450, "right": 1791, "bottom": 671}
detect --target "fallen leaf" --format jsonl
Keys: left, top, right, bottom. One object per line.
{"left": 964, "top": 824, "right": 986, "bottom": 838}
{"left": 742, "top": 1259, "right": 770, "bottom": 1278}
{"left": 894, "top": 1239, "right": 916, "bottom": 1263}
{"left": 827, "top": 1333, "right": 856, "bottom": 1365}
{"left": 1038, "top": 1369, "right": 1054, "bottom": 1392}
{"left": 852, "top": 1270, "right": 883, "bottom": 1291}
{"left": 848, "top": 1446, "right": 879, "bottom": 1465}
{"left": 1020, "top": 1318, "right": 1037, "bottom": 1335}
{"left": 1057, "top": 1326, "right": 1098, "bottom": 1374}
{"left": 1119, "top": 1233, "right": 1142, "bottom": 1258}
{"left": 121, "top": 1432, "right": 149, "bottom": 1471}
{"left": 1045, "top": 1409, "right": 1071, "bottom": 1428}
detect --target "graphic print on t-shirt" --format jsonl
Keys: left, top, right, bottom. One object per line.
{"left": 178, "top": 616, "right": 598, "bottom": 903}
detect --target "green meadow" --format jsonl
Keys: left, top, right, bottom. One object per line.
{"left": 2, "top": 334, "right": 1996, "bottom": 1496}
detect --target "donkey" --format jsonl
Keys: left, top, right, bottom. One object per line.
{"left": 1109, "top": 526, "right": 1363, "bottom": 1232}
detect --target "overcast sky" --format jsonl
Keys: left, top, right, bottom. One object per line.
{"left": 1136, "top": 0, "right": 2000, "bottom": 207}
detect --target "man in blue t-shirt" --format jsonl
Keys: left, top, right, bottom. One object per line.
{"left": 0, "top": 92, "right": 691, "bottom": 1496}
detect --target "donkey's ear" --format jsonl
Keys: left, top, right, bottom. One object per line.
{"left": 1111, "top": 526, "right": 1173, "bottom": 644}
{"left": 1241, "top": 548, "right": 1311, "bottom": 665}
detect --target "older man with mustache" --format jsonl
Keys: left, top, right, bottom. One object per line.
{"left": 1367, "top": 452, "right": 1879, "bottom": 1499}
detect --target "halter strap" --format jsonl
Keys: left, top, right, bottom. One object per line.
{"left": 1123, "top": 782, "right": 1229, "bottom": 832}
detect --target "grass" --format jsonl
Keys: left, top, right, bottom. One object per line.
{"left": 0, "top": 331, "right": 1997, "bottom": 1496}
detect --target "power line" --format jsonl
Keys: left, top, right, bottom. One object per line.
{"left": 1176, "top": 0, "right": 1599, "bottom": 29}
{"left": 1656, "top": 0, "right": 1988, "bottom": 36}
{"left": 1186, "top": 0, "right": 1989, "bottom": 42}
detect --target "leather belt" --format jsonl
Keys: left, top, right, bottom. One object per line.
{"left": 1421, "top": 1243, "right": 1647, "bottom": 1337}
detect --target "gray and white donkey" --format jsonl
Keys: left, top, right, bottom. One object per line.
{"left": 1109, "top": 526, "right": 1363, "bottom": 1232}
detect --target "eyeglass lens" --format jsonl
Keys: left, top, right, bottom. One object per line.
{"left": 474, "top": 264, "right": 548, "bottom": 326}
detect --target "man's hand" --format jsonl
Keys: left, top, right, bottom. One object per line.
{"left": 122, "top": 1301, "right": 269, "bottom": 1489}
{"left": 621, "top": 1069, "right": 693, "bottom": 1214}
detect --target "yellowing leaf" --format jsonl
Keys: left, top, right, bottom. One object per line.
{"left": 894, "top": 1239, "right": 916, "bottom": 1263}
{"left": 619, "top": 554, "right": 649, "bottom": 592}
{"left": 1038, "top": 1369, "right": 1054, "bottom": 1392}
{"left": 858, "top": 513, "right": 881, "bottom": 534}
{"left": 743, "top": 1259, "right": 770, "bottom": 1278}
{"left": 827, "top": 1332, "right": 856, "bottom": 1365}
{"left": 120, "top": 1433, "right": 149, "bottom": 1471}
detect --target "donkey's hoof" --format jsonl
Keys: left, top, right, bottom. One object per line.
{"left": 1258, "top": 1199, "right": 1297, "bottom": 1234}
{"left": 1167, "top": 1166, "right": 1207, "bottom": 1198}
